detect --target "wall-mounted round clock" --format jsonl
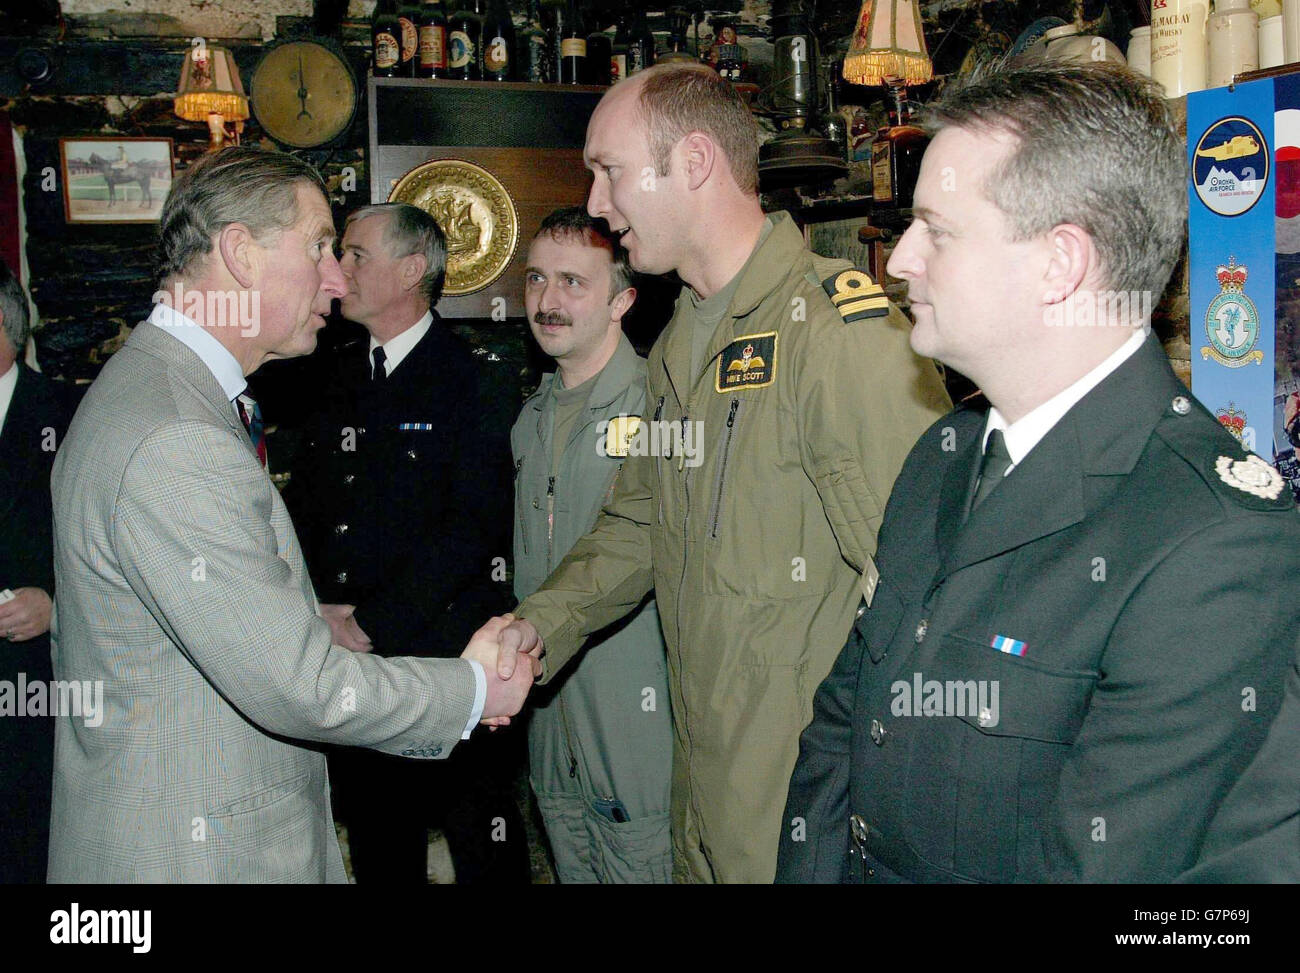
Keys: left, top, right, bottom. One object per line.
{"left": 249, "top": 40, "right": 359, "bottom": 149}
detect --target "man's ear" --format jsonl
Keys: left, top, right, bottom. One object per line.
{"left": 399, "top": 252, "right": 428, "bottom": 294}
{"left": 609, "top": 285, "right": 636, "bottom": 324}
{"left": 1041, "top": 223, "right": 1092, "bottom": 306}
{"left": 679, "top": 132, "right": 716, "bottom": 191}
{"left": 216, "top": 222, "right": 258, "bottom": 289}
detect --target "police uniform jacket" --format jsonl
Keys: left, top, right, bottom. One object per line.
{"left": 284, "top": 314, "right": 510, "bottom": 659}
{"left": 777, "top": 333, "right": 1300, "bottom": 882}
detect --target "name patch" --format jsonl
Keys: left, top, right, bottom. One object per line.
{"left": 716, "top": 331, "right": 777, "bottom": 392}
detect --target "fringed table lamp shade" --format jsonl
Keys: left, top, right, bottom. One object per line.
{"left": 174, "top": 45, "right": 249, "bottom": 152}
{"left": 843, "top": 0, "right": 934, "bottom": 86}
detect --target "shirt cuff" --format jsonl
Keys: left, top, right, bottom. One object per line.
{"left": 462, "top": 658, "right": 486, "bottom": 739}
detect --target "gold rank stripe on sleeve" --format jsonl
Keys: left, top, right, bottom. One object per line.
{"left": 822, "top": 269, "right": 889, "bottom": 323}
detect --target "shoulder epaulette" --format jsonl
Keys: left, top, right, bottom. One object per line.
{"left": 821, "top": 268, "right": 889, "bottom": 323}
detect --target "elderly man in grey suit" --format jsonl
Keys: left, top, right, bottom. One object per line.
{"left": 48, "top": 147, "right": 535, "bottom": 883}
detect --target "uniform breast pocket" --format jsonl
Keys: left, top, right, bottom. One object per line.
{"left": 928, "top": 634, "right": 1098, "bottom": 881}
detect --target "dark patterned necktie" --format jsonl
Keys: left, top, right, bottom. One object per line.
{"left": 970, "top": 428, "right": 1012, "bottom": 513}
{"left": 235, "top": 393, "right": 267, "bottom": 468}
{"left": 372, "top": 346, "right": 388, "bottom": 383}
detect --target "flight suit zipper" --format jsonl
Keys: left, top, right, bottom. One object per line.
{"left": 546, "top": 475, "right": 556, "bottom": 566}
{"left": 675, "top": 411, "right": 694, "bottom": 779}
{"left": 653, "top": 395, "right": 666, "bottom": 526}
{"left": 709, "top": 398, "right": 741, "bottom": 539}
{"left": 514, "top": 457, "right": 528, "bottom": 556}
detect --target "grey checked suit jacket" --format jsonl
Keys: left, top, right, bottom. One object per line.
{"left": 48, "top": 321, "right": 478, "bottom": 883}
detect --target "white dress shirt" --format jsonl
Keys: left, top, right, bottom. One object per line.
{"left": 148, "top": 302, "right": 486, "bottom": 737}
{"left": 0, "top": 359, "right": 18, "bottom": 434}
{"left": 982, "top": 328, "right": 1148, "bottom": 474}
{"left": 368, "top": 310, "right": 433, "bottom": 379}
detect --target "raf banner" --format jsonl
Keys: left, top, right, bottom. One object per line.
{"left": 1188, "top": 72, "right": 1300, "bottom": 505}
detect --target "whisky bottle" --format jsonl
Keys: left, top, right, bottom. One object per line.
{"left": 520, "top": 0, "right": 549, "bottom": 82}
{"left": 871, "top": 89, "right": 928, "bottom": 209}
{"left": 399, "top": 0, "right": 422, "bottom": 76}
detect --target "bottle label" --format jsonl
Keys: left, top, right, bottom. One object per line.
{"left": 871, "top": 140, "right": 894, "bottom": 204}
{"left": 485, "top": 34, "right": 510, "bottom": 72}
{"left": 611, "top": 53, "right": 626, "bottom": 81}
{"left": 375, "top": 33, "right": 400, "bottom": 69}
{"left": 399, "top": 17, "right": 418, "bottom": 61}
{"left": 629, "top": 46, "right": 647, "bottom": 74}
{"left": 449, "top": 30, "right": 475, "bottom": 68}
{"left": 561, "top": 38, "right": 587, "bottom": 58}
{"left": 419, "top": 25, "right": 447, "bottom": 68}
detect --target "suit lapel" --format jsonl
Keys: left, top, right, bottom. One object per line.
{"left": 0, "top": 367, "right": 45, "bottom": 523}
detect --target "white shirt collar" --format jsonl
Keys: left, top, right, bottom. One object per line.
{"left": 368, "top": 310, "right": 433, "bottom": 379}
{"left": 983, "top": 328, "right": 1148, "bottom": 472}
{"left": 147, "top": 302, "right": 248, "bottom": 402}
{"left": 0, "top": 360, "right": 18, "bottom": 434}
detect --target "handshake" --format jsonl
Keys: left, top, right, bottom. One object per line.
{"left": 461, "top": 614, "right": 545, "bottom": 725}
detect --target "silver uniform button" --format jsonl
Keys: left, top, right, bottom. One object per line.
{"left": 407, "top": 449, "right": 418, "bottom": 461}
{"left": 855, "top": 600, "right": 867, "bottom": 619}
{"left": 336, "top": 570, "right": 348, "bottom": 584}
{"left": 1171, "top": 395, "right": 1191, "bottom": 415}
{"left": 335, "top": 522, "right": 349, "bottom": 535}
{"left": 914, "top": 619, "right": 928, "bottom": 643}
{"left": 343, "top": 473, "right": 355, "bottom": 485}
{"left": 870, "top": 718, "right": 886, "bottom": 745}
{"left": 978, "top": 707, "right": 994, "bottom": 727}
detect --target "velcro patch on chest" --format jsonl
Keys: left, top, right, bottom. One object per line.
{"left": 603, "top": 415, "right": 642, "bottom": 457}
{"left": 716, "top": 331, "right": 777, "bottom": 393}
{"left": 822, "top": 269, "right": 889, "bottom": 323}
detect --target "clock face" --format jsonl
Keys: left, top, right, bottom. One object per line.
{"left": 250, "top": 41, "right": 358, "bottom": 149}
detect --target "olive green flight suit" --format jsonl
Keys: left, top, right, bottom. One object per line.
{"left": 516, "top": 212, "right": 951, "bottom": 882}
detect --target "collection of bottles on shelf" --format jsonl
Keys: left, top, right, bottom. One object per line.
{"left": 371, "top": 0, "right": 668, "bottom": 85}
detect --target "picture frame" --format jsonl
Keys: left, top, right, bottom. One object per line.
{"left": 59, "top": 137, "right": 174, "bottom": 224}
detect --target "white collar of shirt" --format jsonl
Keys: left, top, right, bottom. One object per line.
{"left": 0, "top": 360, "right": 18, "bottom": 433}
{"left": 983, "top": 328, "right": 1148, "bottom": 473}
{"left": 147, "top": 302, "right": 248, "bottom": 403}
{"left": 368, "top": 310, "right": 432, "bottom": 379}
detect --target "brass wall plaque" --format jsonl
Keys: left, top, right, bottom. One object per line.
{"left": 387, "top": 158, "right": 520, "bottom": 296}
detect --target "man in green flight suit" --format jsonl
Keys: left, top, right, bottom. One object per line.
{"left": 476, "top": 63, "right": 951, "bottom": 883}
{"left": 513, "top": 207, "right": 672, "bottom": 882}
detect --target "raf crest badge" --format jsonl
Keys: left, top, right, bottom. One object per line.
{"left": 716, "top": 332, "right": 777, "bottom": 392}
{"left": 1201, "top": 258, "right": 1263, "bottom": 368}
{"left": 603, "top": 415, "right": 642, "bottom": 458}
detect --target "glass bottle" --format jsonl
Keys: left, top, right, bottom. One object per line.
{"left": 584, "top": 3, "right": 612, "bottom": 85}
{"left": 628, "top": 4, "right": 655, "bottom": 75}
{"left": 558, "top": 0, "right": 587, "bottom": 84}
{"left": 399, "top": 0, "right": 422, "bottom": 76}
{"left": 417, "top": 0, "right": 449, "bottom": 78}
{"left": 520, "top": 0, "right": 550, "bottom": 82}
{"left": 372, "top": 0, "right": 404, "bottom": 77}
{"left": 871, "top": 88, "right": 928, "bottom": 209}
{"left": 448, "top": 1, "right": 483, "bottom": 80}
{"left": 482, "top": 0, "right": 516, "bottom": 81}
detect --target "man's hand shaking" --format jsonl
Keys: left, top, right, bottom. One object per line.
{"left": 463, "top": 614, "right": 544, "bottom": 725}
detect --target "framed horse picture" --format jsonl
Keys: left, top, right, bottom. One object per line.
{"left": 59, "top": 137, "right": 174, "bottom": 224}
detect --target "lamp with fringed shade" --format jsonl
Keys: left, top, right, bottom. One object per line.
{"left": 843, "top": 0, "right": 934, "bottom": 86}
{"left": 174, "top": 44, "right": 249, "bottom": 152}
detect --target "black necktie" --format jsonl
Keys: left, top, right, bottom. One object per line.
{"left": 970, "top": 428, "right": 1012, "bottom": 513}
{"left": 371, "top": 346, "right": 387, "bottom": 383}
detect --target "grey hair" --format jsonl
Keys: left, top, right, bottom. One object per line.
{"left": 345, "top": 203, "right": 447, "bottom": 306}
{"left": 157, "top": 146, "right": 328, "bottom": 283}
{"left": 0, "top": 257, "right": 30, "bottom": 355}
{"left": 922, "top": 61, "right": 1186, "bottom": 299}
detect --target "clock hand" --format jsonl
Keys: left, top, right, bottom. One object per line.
{"left": 296, "top": 50, "right": 313, "bottom": 119}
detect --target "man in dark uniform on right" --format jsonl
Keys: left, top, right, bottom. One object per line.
{"left": 778, "top": 63, "right": 1300, "bottom": 883}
